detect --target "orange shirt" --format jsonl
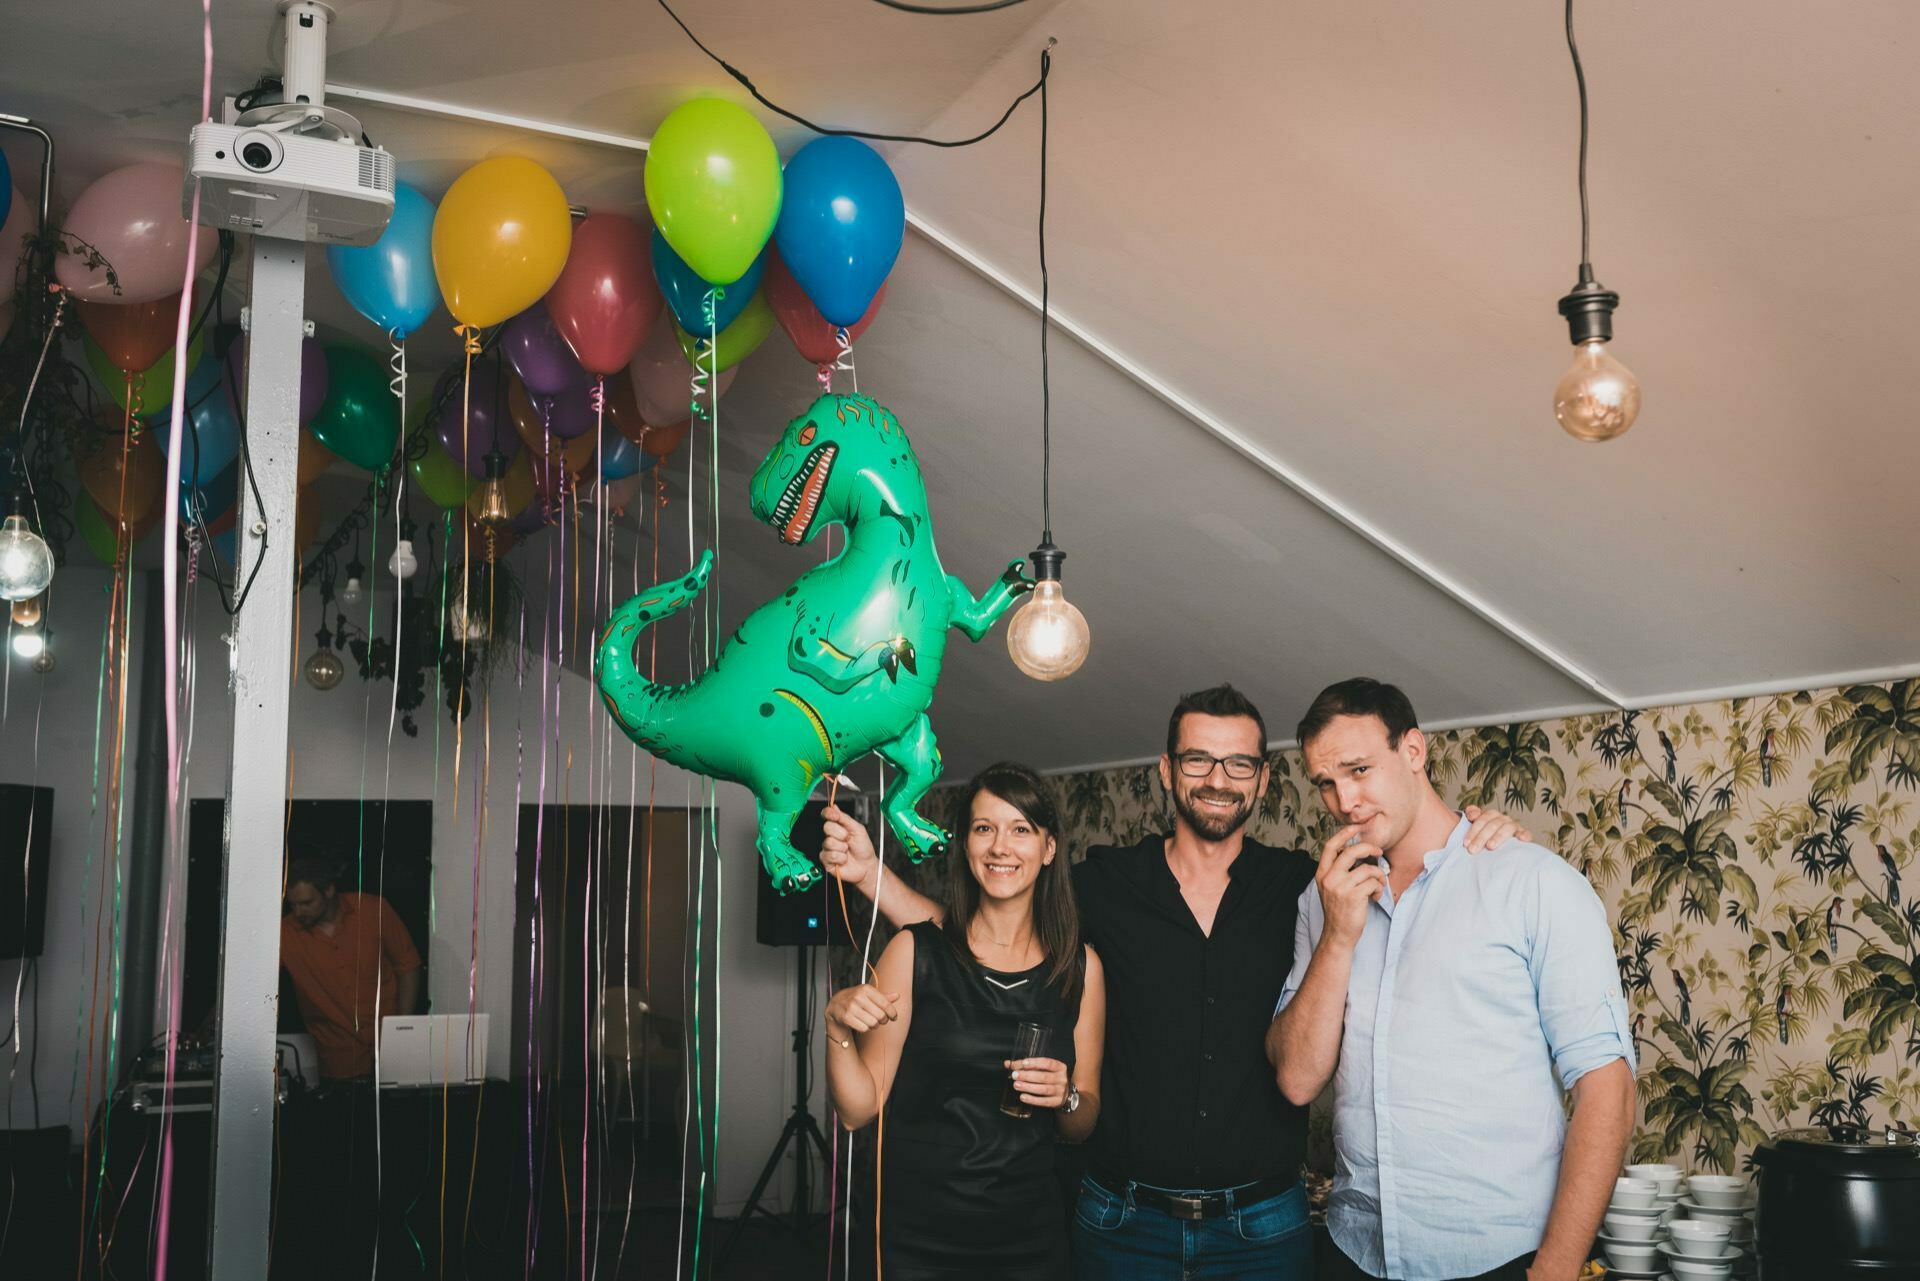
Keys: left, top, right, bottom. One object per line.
{"left": 280, "top": 892, "right": 422, "bottom": 1080}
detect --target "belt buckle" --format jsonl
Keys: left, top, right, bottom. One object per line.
{"left": 1168, "top": 1194, "right": 1209, "bottom": 1221}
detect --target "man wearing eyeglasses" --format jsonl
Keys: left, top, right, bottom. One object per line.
{"left": 822, "top": 683, "right": 1525, "bottom": 1279}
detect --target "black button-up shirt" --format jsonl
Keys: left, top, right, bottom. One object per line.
{"left": 1073, "top": 834, "right": 1315, "bottom": 1190}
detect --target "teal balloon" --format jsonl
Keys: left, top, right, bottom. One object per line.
{"left": 149, "top": 353, "right": 239, "bottom": 483}
{"left": 327, "top": 184, "right": 439, "bottom": 339}
{"left": 599, "top": 433, "right": 655, "bottom": 481}
{"left": 309, "top": 345, "right": 400, "bottom": 472}
{"left": 180, "top": 458, "right": 238, "bottom": 524}
{"left": 774, "top": 137, "right": 904, "bottom": 328}
{"left": 653, "top": 230, "right": 764, "bottom": 336}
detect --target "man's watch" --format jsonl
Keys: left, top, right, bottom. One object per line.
{"left": 1062, "top": 1085, "right": 1080, "bottom": 1115}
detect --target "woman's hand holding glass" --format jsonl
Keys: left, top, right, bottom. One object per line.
{"left": 1004, "top": 1055, "right": 1072, "bottom": 1110}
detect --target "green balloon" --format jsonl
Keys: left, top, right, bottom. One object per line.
{"left": 309, "top": 346, "right": 400, "bottom": 472}
{"left": 644, "top": 99, "right": 782, "bottom": 286}
{"left": 74, "top": 493, "right": 119, "bottom": 565}
{"left": 674, "top": 290, "right": 773, "bottom": 376}
{"left": 594, "top": 393, "right": 1034, "bottom": 897}
{"left": 84, "top": 329, "right": 206, "bottom": 416}
{"left": 410, "top": 434, "right": 475, "bottom": 508}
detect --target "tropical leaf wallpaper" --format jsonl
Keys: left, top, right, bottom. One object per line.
{"left": 902, "top": 679, "right": 1920, "bottom": 1173}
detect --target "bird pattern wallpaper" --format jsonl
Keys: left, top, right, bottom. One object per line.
{"left": 898, "top": 679, "right": 1920, "bottom": 1173}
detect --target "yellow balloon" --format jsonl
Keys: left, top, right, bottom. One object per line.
{"left": 432, "top": 157, "right": 573, "bottom": 329}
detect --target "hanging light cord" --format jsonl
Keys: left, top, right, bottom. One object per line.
{"left": 1038, "top": 46, "right": 1052, "bottom": 545}
{"left": 655, "top": 0, "right": 1047, "bottom": 147}
{"left": 1566, "top": 0, "right": 1591, "bottom": 273}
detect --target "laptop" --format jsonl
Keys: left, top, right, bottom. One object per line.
{"left": 377, "top": 1013, "right": 490, "bottom": 1087}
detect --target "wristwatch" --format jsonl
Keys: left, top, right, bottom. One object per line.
{"left": 1062, "top": 1085, "right": 1080, "bottom": 1115}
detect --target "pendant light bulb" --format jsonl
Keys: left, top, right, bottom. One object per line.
{"left": 304, "top": 647, "right": 344, "bottom": 691}
{"left": 340, "top": 575, "right": 364, "bottom": 606}
{"left": 1007, "top": 545, "right": 1090, "bottom": 682}
{"left": 11, "top": 629, "right": 45, "bottom": 660}
{"left": 0, "top": 514, "right": 55, "bottom": 602}
{"left": 32, "top": 644, "right": 54, "bottom": 674}
{"left": 476, "top": 453, "right": 514, "bottom": 529}
{"left": 388, "top": 538, "right": 418, "bottom": 582}
{"left": 1554, "top": 339, "right": 1640, "bottom": 442}
{"left": 11, "top": 595, "right": 42, "bottom": 628}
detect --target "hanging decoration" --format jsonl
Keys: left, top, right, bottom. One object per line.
{"left": 547, "top": 212, "right": 658, "bottom": 375}
{"left": 672, "top": 291, "right": 773, "bottom": 376}
{"left": 1552, "top": 0, "right": 1641, "bottom": 442}
{"left": 53, "top": 162, "right": 215, "bottom": 304}
{"left": 643, "top": 98, "right": 783, "bottom": 286}
{"left": 766, "top": 247, "right": 884, "bottom": 368}
{"left": 432, "top": 156, "right": 573, "bottom": 330}
{"left": 309, "top": 345, "right": 402, "bottom": 472}
{"left": 326, "top": 182, "right": 441, "bottom": 339}
{"left": 773, "top": 136, "right": 903, "bottom": 329}
{"left": 594, "top": 392, "right": 1032, "bottom": 893}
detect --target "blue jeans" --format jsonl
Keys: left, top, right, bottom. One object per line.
{"left": 1072, "top": 1176, "right": 1312, "bottom": 1280}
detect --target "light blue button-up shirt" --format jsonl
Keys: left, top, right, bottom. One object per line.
{"left": 1277, "top": 817, "right": 1633, "bottom": 1280}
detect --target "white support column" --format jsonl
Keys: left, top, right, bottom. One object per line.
{"left": 207, "top": 235, "right": 306, "bottom": 1281}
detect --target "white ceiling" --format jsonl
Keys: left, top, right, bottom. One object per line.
{"left": 5, "top": 0, "right": 1916, "bottom": 772}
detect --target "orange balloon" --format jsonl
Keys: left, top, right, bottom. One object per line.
{"left": 75, "top": 290, "right": 190, "bottom": 374}
{"left": 78, "top": 429, "right": 165, "bottom": 530}
{"left": 294, "top": 489, "right": 320, "bottom": 552}
{"left": 298, "top": 427, "right": 337, "bottom": 488}
{"left": 432, "top": 156, "right": 573, "bottom": 329}
{"left": 641, "top": 418, "right": 691, "bottom": 459}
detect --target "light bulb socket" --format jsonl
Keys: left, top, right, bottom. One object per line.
{"left": 482, "top": 452, "right": 508, "bottom": 482}
{"left": 1557, "top": 267, "right": 1620, "bottom": 347}
{"left": 1027, "top": 542, "right": 1065, "bottom": 584}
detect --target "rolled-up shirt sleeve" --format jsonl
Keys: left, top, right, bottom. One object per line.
{"left": 1527, "top": 859, "right": 1635, "bottom": 1088}
{"left": 1275, "top": 882, "right": 1321, "bottom": 1017}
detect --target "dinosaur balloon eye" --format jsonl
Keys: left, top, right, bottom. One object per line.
{"left": 798, "top": 424, "right": 816, "bottom": 445}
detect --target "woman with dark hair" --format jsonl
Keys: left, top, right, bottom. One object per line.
{"left": 822, "top": 761, "right": 1104, "bottom": 1281}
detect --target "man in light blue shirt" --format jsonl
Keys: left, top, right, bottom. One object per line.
{"left": 1266, "top": 679, "right": 1634, "bottom": 1281}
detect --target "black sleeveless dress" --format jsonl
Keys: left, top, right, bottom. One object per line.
{"left": 881, "top": 920, "right": 1080, "bottom": 1280}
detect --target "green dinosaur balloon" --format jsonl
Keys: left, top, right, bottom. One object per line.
{"left": 595, "top": 392, "right": 1032, "bottom": 894}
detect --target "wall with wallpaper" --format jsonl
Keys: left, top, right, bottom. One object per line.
{"left": 908, "top": 679, "right": 1920, "bottom": 1172}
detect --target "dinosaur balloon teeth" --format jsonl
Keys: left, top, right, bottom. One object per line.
{"left": 775, "top": 442, "right": 837, "bottom": 544}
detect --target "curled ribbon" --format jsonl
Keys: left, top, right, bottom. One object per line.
{"left": 387, "top": 328, "right": 408, "bottom": 404}
{"left": 689, "top": 286, "right": 722, "bottom": 423}
{"left": 833, "top": 326, "right": 858, "bottom": 395}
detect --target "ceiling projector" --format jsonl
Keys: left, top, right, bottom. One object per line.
{"left": 185, "top": 1, "right": 394, "bottom": 246}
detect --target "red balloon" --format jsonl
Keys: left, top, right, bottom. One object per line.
{"left": 75, "top": 290, "right": 190, "bottom": 374}
{"left": 765, "top": 248, "right": 883, "bottom": 366}
{"left": 547, "top": 213, "right": 659, "bottom": 376}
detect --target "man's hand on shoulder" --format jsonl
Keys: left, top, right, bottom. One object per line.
{"left": 1461, "top": 804, "right": 1532, "bottom": 853}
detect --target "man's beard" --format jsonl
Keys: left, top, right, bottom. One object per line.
{"left": 1173, "top": 786, "right": 1255, "bottom": 841}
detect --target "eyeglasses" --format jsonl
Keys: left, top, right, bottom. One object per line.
{"left": 1173, "top": 751, "right": 1263, "bottom": 781}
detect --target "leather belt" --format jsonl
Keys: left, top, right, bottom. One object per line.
{"left": 1124, "top": 1177, "right": 1296, "bottom": 1222}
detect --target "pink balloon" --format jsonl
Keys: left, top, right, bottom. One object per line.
{"left": 0, "top": 188, "right": 29, "bottom": 299}
{"left": 55, "top": 164, "right": 214, "bottom": 305}
{"left": 628, "top": 305, "right": 735, "bottom": 425}
{"left": 547, "top": 213, "right": 658, "bottom": 376}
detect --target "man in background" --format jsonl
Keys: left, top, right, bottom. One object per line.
{"left": 281, "top": 855, "right": 422, "bottom": 1082}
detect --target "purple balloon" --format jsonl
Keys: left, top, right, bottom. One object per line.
{"left": 512, "top": 501, "right": 551, "bottom": 535}
{"left": 434, "top": 360, "right": 523, "bottom": 477}
{"left": 537, "top": 380, "right": 600, "bottom": 440}
{"left": 500, "top": 301, "right": 587, "bottom": 399}
{"left": 221, "top": 333, "right": 330, "bottom": 425}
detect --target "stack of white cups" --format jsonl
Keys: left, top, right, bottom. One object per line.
{"left": 1592, "top": 1164, "right": 1753, "bottom": 1279}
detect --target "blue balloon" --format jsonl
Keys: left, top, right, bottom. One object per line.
{"left": 774, "top": 137, "right": 904, "bottom": 328}
{"left": 180, "top": 457, "right": 239, "bottom": 524}
{"left": 599, "top": 433, "right": 658, "bottom": 482}
{"left": 0, "top": 149, "right": 11, "bottom": 230}
{"left": 652, "top": 229, "right": 764, "bottom": 336}
{"left": 326, "top": 184, "right": 439, "bottom": 339}
{"left": 150, "top": 351, "right": 240, "bottom": 483}
{"left": 210, "top": 526, "right": 237, "bottom": 567}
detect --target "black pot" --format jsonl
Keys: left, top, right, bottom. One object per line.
{"left": 1753, "top": 1124, "right": 1920, "bottom": 1279}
